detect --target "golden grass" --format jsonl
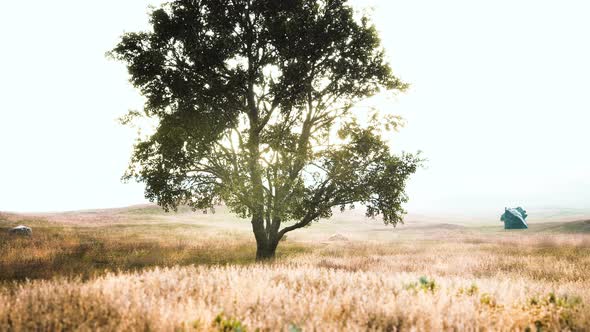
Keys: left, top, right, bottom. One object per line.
{"left": 1, "top": 256, "right": 588, "bottom": 331}
{"left": 0, "top": 225, "right": 309, "bottom": 281}
{"left": 1, "top": 210, "right": 589, "bottom": 331}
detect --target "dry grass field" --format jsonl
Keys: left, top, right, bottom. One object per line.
{"left": 1, "top": 206, "right": 589, "bottom": 331}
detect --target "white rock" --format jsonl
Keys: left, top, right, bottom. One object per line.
{"left": 328, "top": 233, "right": 349, "bottom": 241}
{"left": 9, "top": 225, "right": 32, "bottom": 236}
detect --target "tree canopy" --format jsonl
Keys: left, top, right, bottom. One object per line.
{"left": 110, "top": 0, "right": 421, "bottom": 259}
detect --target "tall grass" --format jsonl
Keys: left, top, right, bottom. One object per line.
{"left": 0, "top": 262, "right": 587, "bottom": 331}
{"left": 1, "top": 211, "right": 589, "bottom": 330}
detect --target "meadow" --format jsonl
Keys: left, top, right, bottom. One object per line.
{"left": 1, "top": 206, "right": 589, "bottom": 331}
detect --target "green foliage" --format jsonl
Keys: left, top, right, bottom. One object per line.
{"left": 418, "top": 276, "right": 437, "bottom": 292}
{"left": 524, "top": 293, "right": 583, "bottom": 331}
{"left": 404, "top": 276, "right": 437, "bottom": 293}
{"left": 480, "top": 293, "right": 497, "bottom": 307}
{"left": 109, "top": 0, "right": 419, "bottom": 258}
{"left": 457, "top": 283, "right": 479, "bottom": 296}
{"left": 527, "top": 292, "right": 581, "bottom": 309}
{"left": 214, "top": 313, "right": 247, "bottom": 332}
{"left": 287, "top": 324, "right": 303, "bottom": 332}
{"left": 523, "top": 320, "right": 544, "bottom": 332}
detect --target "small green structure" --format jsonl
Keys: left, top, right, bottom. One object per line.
{"left": 501, "top": 207, "right": 528, "bottom": 229}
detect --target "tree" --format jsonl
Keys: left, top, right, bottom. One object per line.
{"left": 109, "top": 0, "right": 421, "bottom": 260}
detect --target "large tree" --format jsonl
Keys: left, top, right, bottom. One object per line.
{"left": 110, "top": 0, "right": 420, "bottom": 260}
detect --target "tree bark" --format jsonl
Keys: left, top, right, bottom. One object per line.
{"left": 255, "top": 234, "right": 279, "bottom": 261}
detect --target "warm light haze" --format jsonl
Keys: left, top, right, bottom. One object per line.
{"left": 1, "top": 0, "right": 588, "bottom": 214}
{"left": 1, "top": 2, "right": 589, "bottom": 330}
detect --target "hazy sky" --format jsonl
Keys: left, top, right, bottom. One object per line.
{"left": 1, "top": 0, "right": 588, "bottom": 213}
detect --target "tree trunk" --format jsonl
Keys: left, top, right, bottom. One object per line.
{"left": 256, "top": 241, "right": 278, "bottom": 261}
{"left": 255, "top": 234, "right": 279, "bottom": 261}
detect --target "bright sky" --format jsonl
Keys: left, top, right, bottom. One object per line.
{"left": 1, "top": 0, "right": 588, "bottom": 214}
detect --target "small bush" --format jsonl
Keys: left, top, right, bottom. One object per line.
{"left": 404, "top": 276, "right": 437, "bottom": 293}
{"left": 480, "top": 293, "right": 496, "bottom": 307}
{"left": 527, "top": 292, "right": 582, "bottom": 309}
{"left": 418, "top": 276, "right": 436, "bottom": 292}
{"left": 213, "top": 313, "right": 247, "bottom": 332}
{"left": 524, "top": 292, "right": 583, "bottom": 331}
{"left": 457, "top": 283, "right": 479, "bottom": 296}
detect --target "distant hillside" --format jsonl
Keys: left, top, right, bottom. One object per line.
{"left": 2, "top": 204, "right": 590, "bottom": 236}
{"left": 529, "top": 219, "right": 590, "bottom": 234}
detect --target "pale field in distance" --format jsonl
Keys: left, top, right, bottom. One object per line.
{"left": 1, "top": 206, "right": 589, "bottom": 331}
